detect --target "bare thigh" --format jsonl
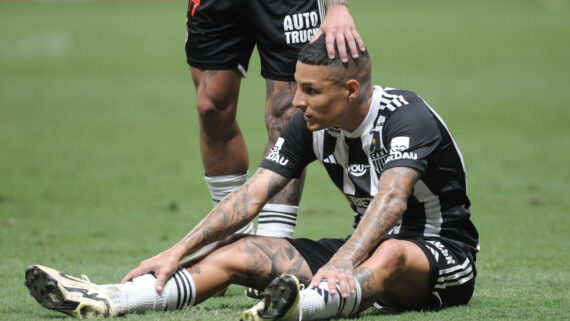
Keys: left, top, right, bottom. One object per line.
{"left": 186, "top": 235, "right": 313, "bottom": 302}
{"left": 356, "top": 239, "right": 432, "bottom": 310}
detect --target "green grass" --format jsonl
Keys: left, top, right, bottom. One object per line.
{"left": 1, "top": 0, "right": 569, "bottom": 320}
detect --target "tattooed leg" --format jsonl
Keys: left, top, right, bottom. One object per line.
{"left": 186, "top": 235, "right": 312, "bottom": 304}
{"left": 191, "top": 67, "right": 248, "bottom": 176}
{"left": 257, "top": 79, "right": 306, "bottom": 238}
{"left": 355, "top": 239, "right": 432, "bottom": 311}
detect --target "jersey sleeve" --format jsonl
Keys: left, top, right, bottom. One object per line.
{"left": 382, "top": 102, "right": 442, "bottom": 174}
{"left": 259, "top": 113, "right": 316, "bottom": 178}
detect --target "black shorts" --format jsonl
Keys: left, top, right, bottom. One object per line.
{"left": 286, "top": 236, "right": 477, "bottom": 309}
{"left": 185, "top": 0, "right": 324, "bottom": 81}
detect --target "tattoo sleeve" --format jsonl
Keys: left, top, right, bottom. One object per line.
{"left": 179, "top": 169, "right": 290, "bottom": 256}
{"left": 330, "top": 167, "right": 421, "bottom": 266}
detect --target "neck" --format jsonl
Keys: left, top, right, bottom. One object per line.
{"left": 339, "top": 89, "right": 373, "bottom": 132}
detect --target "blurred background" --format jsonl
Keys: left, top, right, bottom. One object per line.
{"left": 1, "top": 0, "right": 568, "bottom": 320}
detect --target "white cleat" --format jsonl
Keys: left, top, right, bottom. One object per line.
{"left": 25, "top": 265, "right": 118, "bottom": 319}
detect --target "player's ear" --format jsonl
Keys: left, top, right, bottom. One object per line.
{"left": 346, "top": 79, "right": 360, "bottom": 102}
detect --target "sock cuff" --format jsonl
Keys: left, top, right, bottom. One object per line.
{"left": 260, "top": 203, "right": 299, "bottom": 215}
{"left": 257, "top": 204, "right": 298, "bottom": 237}
{"left": 168, "top": 268, "right": 197, "bottom": 309}
{"left": 204, "top": 171, "right": 249, "bottom": 204}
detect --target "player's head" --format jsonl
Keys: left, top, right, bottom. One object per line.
{"left": 297, "top": 35, "right": 371, "bottom": 86}
{"left": 293, "top": 35, "right": 372, "bottom": 131}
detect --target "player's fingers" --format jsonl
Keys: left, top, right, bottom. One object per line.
{"left": 344, "top": 31, "right": 359, "bottom": 59}
{"left": 121, "top": 267, "right": 144, "bottom": 284}
{"left": 348, "top": 273, "right": 357, "bottom": 295}
{"left": 337, "top": 273, "right": 350, "bottom": 298}
{"left": 327, "top": 276, "right": 338, "bottom": 295}
{"left": 325, "top": 31, "right": 337, "bottom": 59}
{"left": 310, "top": 270, "right": 325, "bottom": 288}
{"left": 353, "top": 30, "right": 365, "bottom": 52}
{"left": 155, "top": 271, "right": 169, "bottom": 293}
{"left": 335, "top": 34, "right": 348, "bottom": 62}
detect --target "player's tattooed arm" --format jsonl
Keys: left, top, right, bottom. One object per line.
{"left": 310, "top": 167, "right": 420, "bottom": 296}
{"left": 179, "top": 168, "right": 291, "bottom": 255}
{"left": 337, "top": 166, "right": 420, "bottom": 263}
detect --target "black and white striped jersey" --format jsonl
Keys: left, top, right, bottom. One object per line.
{"left": 260, "top": 86, "right": 479, "bottom": 253}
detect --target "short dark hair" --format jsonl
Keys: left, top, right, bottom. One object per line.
{"left": 297, "top": 35, "right": 369, "bottom": 67}
{"left": 297, "top": 35, "right": 371, "bottom": 90}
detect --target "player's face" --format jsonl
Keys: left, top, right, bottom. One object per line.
{"left": 292, "top": 62, "right": 352, "bottom": 131}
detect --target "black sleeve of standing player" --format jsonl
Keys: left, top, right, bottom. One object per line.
{"left": 259, "top": 113, "right": 317, "bottom": 178}
{"left": 382, "top": 102, "right": 442, "bottom": 174}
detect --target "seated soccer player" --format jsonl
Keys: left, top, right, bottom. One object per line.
{"left": 25, "top": 35, "right": 479, "bottom": 320}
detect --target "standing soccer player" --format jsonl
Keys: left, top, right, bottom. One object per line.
{"left": 186, "top": 0, "right": 364, "bottom": 241}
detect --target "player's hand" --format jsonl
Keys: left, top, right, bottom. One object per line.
{"left": 312, "top": 4, "right": 365, "bottom": 62}
{"left": 121, "top": 246, "right": 185, "bottom": 293}
{"left": 311, "top": 258, "right": 356, "bottom": 298}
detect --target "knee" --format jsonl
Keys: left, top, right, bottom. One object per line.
{"left": 370, "top": 239, "right": 407, "bottom": 272}
{"left": 196, "top": 94, "right": 237, "bottom": 130}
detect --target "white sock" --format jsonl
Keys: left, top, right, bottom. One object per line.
{"left": 256, "top": 204, "right": 298, "bottom": 237}
{"left": 204, "top": 172, "right": 253, "bottom": 235}
{"left": 297, "top": 280, "right": 362, "bottom": 320}
{"left": 101, "top": 269, "right": 196, "bottom": 315}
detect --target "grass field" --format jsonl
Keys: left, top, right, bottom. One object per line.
{"left": 1, "top": 0, "right": 569, "bottom": 320}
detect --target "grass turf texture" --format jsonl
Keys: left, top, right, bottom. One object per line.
{"left": 1, "top": 0, "right": 569, "bottom": 320}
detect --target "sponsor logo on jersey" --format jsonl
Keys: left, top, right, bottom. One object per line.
{"left": 347, "top": 164, "right": 369, "bottom": 177}
{"left": 266, "top": 137, "right": 290, "bottom": 166}
{"left": 283, "top": 11, "right": 319, "bottom": 44}
{"left": 347, "top": 195, "right": 372, "bottom": 209}
{"left": 385, "top": 136, "right": 418, "bottom": 164}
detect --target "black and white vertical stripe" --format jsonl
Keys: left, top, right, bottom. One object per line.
{"left": 170, "top": 268, "right": 196, "bottom": 310}
{"left": 308, "top": 86, "right": 476, "bottom": 248}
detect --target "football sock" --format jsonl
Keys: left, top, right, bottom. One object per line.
{"left": 297, "top": 280, "right": 362, "bottom": 320}
{"left": 204, "top": 171, "right": 253, "bottom": 235}
{"left": 256, "top": 203, "right": 298, "bottom": 237}
{"left": 102, "top": 268, "right": 196, "bottom": 314}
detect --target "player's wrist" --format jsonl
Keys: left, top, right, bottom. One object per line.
{"left": 170, "top": 242, "right": 191, "bottom": 260}
{"left": 327, "top": 0, "right": 348, "bottom": 7}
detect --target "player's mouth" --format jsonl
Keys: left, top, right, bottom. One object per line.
{"left": 303, "top": 114, "right": 313, "bottom": 123}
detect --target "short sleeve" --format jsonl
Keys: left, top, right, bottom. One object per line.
{"left": 382, "top": 103, "right": 442, "bottom": 174}
{"left": 260, "top": 113, "right": 317, "bottom": 178}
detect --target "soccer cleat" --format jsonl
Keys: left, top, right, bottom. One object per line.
{"left": 240, "top": 299, "right": 266, "bottom": 321}
{"left": 25, "top": 265, "right": 118, "bottom": 319}
{"left": 245, "top": 287, "right": 265, "bottom": 300}
{"left": 240, "top": 274, "right": 303, "bottom": 321}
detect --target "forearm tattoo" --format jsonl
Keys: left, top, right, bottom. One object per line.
{"left": 333, "top": 167, "right": 420, "bottom": 264}
{"left": 180, "top": 169, "right": 290, "bottom": 253}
